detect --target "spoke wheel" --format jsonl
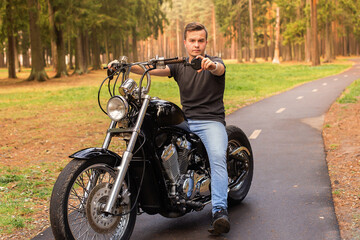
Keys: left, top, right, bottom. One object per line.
{"left": 50, "top": 158, "right": 137, "bottom": 240}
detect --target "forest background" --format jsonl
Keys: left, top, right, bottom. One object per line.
{"left": 1, "top": 0, "right": 360, "bottom": 81}
{"left": 1, "top": 0, "right": 360, "bottom": 239}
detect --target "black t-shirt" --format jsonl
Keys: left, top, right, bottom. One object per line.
{"left": 168, "top": 55, "right": 226, "bottom": 125}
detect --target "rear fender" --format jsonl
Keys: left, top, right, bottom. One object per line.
{"left": 69, "top": 148, "right": 122, "bottom": 165}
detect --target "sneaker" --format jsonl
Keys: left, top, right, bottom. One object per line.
{"left": 208, "top": 209, "right": 230, "bottom": 235}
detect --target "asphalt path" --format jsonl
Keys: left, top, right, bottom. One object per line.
{"left": 33, "top": 59, "right": 360, "bottom": 240}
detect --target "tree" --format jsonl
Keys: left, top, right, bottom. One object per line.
{"left": 311, "top": 0, "right": 320, "bottom": 66}
{"left": 27, "top": 0, "right": 49, "bottom": 81}
{"left": 248, "top": 0, "right": 256, "bottom": 62}
{"left": 272, "top": 6, "right": 280, "bottom": 64}
{"left": 4, "top": 0, "right": 17, "bottom": 78}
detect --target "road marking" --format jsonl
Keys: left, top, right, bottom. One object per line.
{"left": 322, "top": 83, "right": 327, "bottom": 86}
{"left": 334, "top": 78, "right": 338, "bottom": 81}
{"left": 276, "top": 108, "right": 286, "bottom": 113}
{"left": 312, "top": 89, "right": 318, "bottom": 92}
{"left": 296, "top": 96, "right": 304, "bottom": 100}
{"left": 249, "top": 129, "right": 262, "bottom": 139}
{"left": 344, "top": 75, "right": 348, "bottom": 77}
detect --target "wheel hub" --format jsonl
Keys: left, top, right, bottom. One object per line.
{"left": 86, "top": 183, "right": 125, "bottom": 234}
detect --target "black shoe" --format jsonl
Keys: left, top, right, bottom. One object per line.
{"left": 208, "top": 209, "right": 230, "bottom": 235}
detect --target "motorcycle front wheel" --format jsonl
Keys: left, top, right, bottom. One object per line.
{"left": 50, "top": 157, "right": 137, "bottom": 240}
{"left": 226, "top": 125, "right": 254, "bottom": 204}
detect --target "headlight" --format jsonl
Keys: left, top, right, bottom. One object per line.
{"left": 106, "top": 96, "right": 129, "bottom": 121}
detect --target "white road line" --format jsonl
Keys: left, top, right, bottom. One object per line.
{"left": 276, "top": 108, "right": 286, "bottom": 113}
{"left": 312, "top": 89, "right": 318, "bottom": 92}
{"left": 249, "top": 129, "right": 262, "bottom": 139}
{"left": 296, "top": 96, "right": 304, "bottom": 100}
{"left": 322, "top": 83, "right": 327, "bottom": 86}
{"left": 334, "top": 78, "right": 338, "bottom": 81}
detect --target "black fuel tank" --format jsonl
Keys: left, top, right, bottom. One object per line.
{"left": 147, "top": 99, "right": 186, "bottom": 127}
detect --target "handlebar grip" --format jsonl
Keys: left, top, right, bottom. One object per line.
{"left": 164, "top": 57, "right": 186, "bottom": 65}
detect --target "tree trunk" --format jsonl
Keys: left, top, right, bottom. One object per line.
{"left": 27, "top": 0, "right": 48, "bottom": 81}
{"left": 91, "top": 28, "right": 101, "bottom": 70}
{"left": 284, "top": 42, "right": 292, "bottom": 61}
{"left": 248, "top": 0, "right": 256, "bottom": 62}
{"left": 212, "top": 6, "right": 217, "bottom": 55}
{"left": 176, "top": 19, "right": 180, "bottom": 57}
{"left": 311, "top": 0, "right": 320, "bottom": 66}
{"left": 68, "top": 35, "right": 74, "bottom": 70}
{"left": 74, "top": 29, "right": 88, "bottom": 75}
{"left": 132, "top": 27, "right": 138, "bottom": 61}
{"left": 245, "top": 35, "right": 250, "bottom": 62}
{"left": 264, "top": 24, "right": 269, "bottom": 61}
{"left": 14, "top": 36, "right": 20, "bottom": 72}
{"left": 324, "top": 20, "right": 332, "bottom": 62}
{"left": 305, "top": 0, "right": 312, "bottom": 62}
{"left": 237, "top": 18, "right": 243, "bottom": 63}
{"left": 104, "top": 31, "right": 109, "bottom": 63}
{"left": 5, "top": 0, "right": 17, "bottom": 78}
{"left": 272, "top": 7, "right": 280, "bottom": 64}
{"left": 48, "top": 0, "right": 57, "bottom": 71}
{"left": 54, "top": 23, "right": 68, "bottom": 77}
{"left": 0, "top": 51, "right": 5, "bottom": 68}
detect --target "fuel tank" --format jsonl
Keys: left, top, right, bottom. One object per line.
{"left": 147, "top": 99, "right": 186, "bottom": 127}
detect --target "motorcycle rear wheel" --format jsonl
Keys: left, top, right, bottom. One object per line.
{"left": 226, "top": 125, "right": 254, "bottom": 204}
{"left": 50, "top": 157, "right": 137, "bottom": 240}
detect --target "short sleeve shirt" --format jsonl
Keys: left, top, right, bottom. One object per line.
{"left": 168, "top": 55, "right": 226, "bottom": 125}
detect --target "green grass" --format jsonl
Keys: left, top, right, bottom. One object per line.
{"left": 338, "top": 79, "right": 360, "bottom": 104}
{"left": 0, "top": 163, "right": 60, "bottom": 233}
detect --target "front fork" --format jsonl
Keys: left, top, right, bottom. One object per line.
{"left": 103, "top": 95, "right": 151, "bottom": 214}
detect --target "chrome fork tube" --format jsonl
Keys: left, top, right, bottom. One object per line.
{"left": 80, "top": 122, "right": 116, "bottom": 209}
{"left": 102, "top": 121, "right": 117, "bottom": 149}
{"left": 104, "top": 95, "right": 150, "bottom": 213}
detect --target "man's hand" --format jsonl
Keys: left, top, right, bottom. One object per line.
{"left": 107, "top": 60, "right": 120, "bottom": 71}
{"left": 195, "top": 55, "right": 224, "bottom": 76}
{"left": 196, "top": 55, "right": 216, "bottom": 73}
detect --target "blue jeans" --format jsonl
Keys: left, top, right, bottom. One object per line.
{"left": 186, "top": 119, "right": 228, "bottom": 214}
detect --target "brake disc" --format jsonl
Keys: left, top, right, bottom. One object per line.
{"left": 86, "top": 182, "right": 126, "bottom": 234}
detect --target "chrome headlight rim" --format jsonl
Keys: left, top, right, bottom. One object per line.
{"left": 106, "top": 96, "right": 129, "bottom": 122}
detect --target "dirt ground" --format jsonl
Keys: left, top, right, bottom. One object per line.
{"left": 0, "top": 72, "right": 359, "bottom": 239}
{"left": 323, "top": 99, "right": 360, "bottom": 240}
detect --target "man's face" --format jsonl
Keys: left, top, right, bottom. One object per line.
{"left": 184, "top": 30, "right": 207, "bottom": 58}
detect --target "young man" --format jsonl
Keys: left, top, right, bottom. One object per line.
{"left": 110, "top": 22, "right": 230, "bottom": 235}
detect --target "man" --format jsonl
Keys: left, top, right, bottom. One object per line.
{"left": 110, "top": 22, "right": 230, "bottom": 235}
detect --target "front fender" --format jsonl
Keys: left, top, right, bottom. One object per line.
{"left": 70, "top": 148, "right": 122, "bottom": 164}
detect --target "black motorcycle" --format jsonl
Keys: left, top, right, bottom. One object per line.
{"left": 49, "top": 56, "right": 253, "bottom": 240}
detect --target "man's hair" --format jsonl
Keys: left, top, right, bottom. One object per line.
{"left": 184, "top": 22, "right": 208, "bottom": 40}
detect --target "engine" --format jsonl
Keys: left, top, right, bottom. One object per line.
{"left": 159, "top": 134, "right": 210, "bottom": 212}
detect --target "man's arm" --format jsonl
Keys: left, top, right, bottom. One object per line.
{"left": 130, "top": 65, "right": 171, "bottom": 77}
{"left": 107, "top": 61, "right": 171, "bottom": 77}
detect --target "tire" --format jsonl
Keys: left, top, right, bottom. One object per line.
{"left": 50, "top": 157, "right": 137, "bottom": 240}
{"left": 226, "top": 125, "right": 254, "bottom": 204}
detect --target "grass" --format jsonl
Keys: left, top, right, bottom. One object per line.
{"left": 337, "top": 79, "right": 360, "bottom": 104}
{"left": 0, "top": 163, "right": 61, "bottom": 233}
{"left": 0, "top": 60, "right": 353, "bottom": 235}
